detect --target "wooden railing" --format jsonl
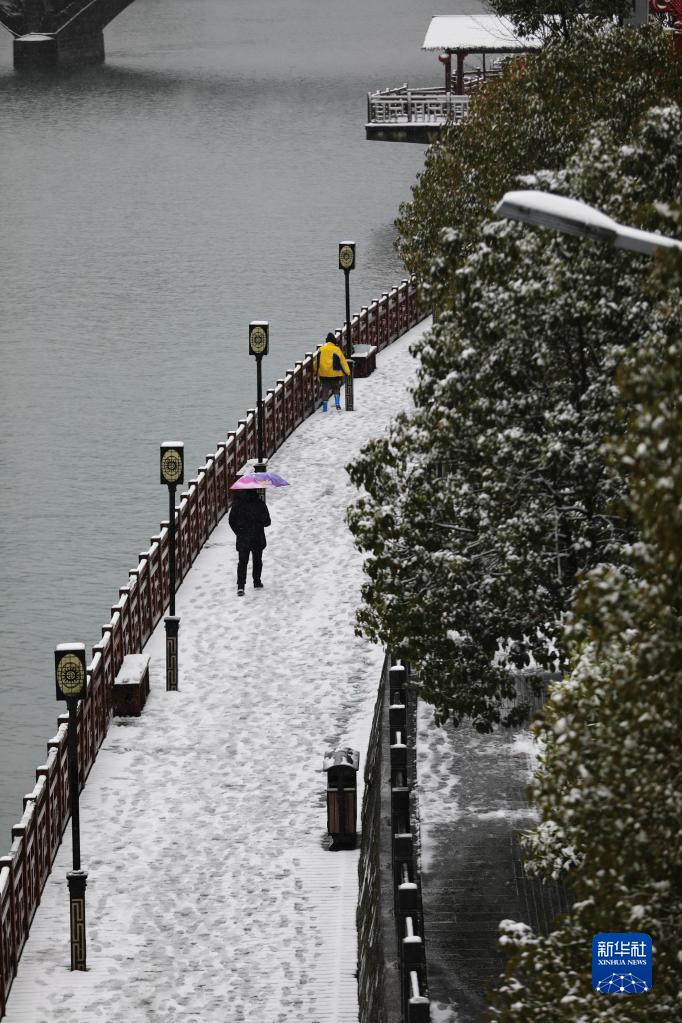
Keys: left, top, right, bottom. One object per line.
{"left": 366, "top": 57, "right": 512, "bottom": 128}
{"left": 367, "top": 87, "right": 471, "bottom": 126}
{"left": 0, "top": 276, "right": 426, "bottom": 1019}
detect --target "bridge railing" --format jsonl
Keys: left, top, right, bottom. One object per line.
{"left": 0, "top": 275, "right": 428, "bottom": 1019}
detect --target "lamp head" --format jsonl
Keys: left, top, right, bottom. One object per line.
{"left": 339, "top": 241, "right": 356, "bottom": 271}
{"left": 55, "top": 643, "right": 87, "bottom": 702}
{"left": 160, "top": 442, "right": 184, "bottom": 486}
{"left": 249, "top": 320, "right": 269, "bottom": 357}
{"left": 494, "top": 190, "right": 618, "bottom": 244}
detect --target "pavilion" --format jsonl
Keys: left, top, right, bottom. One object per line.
{"left": 423, "top": 14, "right": 543, "bottom": 94}
{"left": 366, "top": 14, "right": 544, "bottom": 143}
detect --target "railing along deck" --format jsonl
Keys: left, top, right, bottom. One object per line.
{"left": 366, "top": 59, "right": 510, "bottom": 129}
{"left": 367, "top": 87, "right": 470, "bottom": 126}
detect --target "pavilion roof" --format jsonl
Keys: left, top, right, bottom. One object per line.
{"left": 422, "top": 14, "right": 544, "bottom": 54}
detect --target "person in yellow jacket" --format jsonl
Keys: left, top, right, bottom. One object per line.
{"left": 318, "top": 331, "right": 351, "bottom": 412}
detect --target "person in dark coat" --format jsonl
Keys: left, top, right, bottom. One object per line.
{"left": 228, "top": 489, "right": 271, "bottom": 596}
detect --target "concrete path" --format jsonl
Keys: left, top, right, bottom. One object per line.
{"left": 2, "top": 323, "right": 425, "bottom": 1023}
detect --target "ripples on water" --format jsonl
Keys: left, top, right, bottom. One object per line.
{"left": 0, "top": 0, "right": 465, "bottom": 842}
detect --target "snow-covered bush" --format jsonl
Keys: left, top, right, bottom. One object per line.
{"left": 489, "top": 210, "right": 682, "bottom": 1020}
{"left": 347, "top": 104, "right": 681, "bottom": 732}
{"left": 395, "top": 23, "right": 682, "bottom": 300}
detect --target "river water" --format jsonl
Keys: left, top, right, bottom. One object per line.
{"left": 0, "top": 0, "right": 455, "bottom": 846}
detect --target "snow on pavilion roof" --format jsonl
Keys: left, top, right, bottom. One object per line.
{"left": 422, "top": 14, "right": 544, "bottom": 53}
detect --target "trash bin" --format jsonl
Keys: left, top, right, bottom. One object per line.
{"left": 324, "top": 747, "right": 360, "bottom": 846}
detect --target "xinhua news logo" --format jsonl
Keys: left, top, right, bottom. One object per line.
{"left": 592, "top": 932, "right": 652, "bottom": 995}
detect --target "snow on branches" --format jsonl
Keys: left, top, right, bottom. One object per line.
{"left": 349, "top": 103, "right": 680, "bottom": 733}
{"left": 350, "top": 29, "right": 682, "bottom": 1013}
{"left": 489, "top": 213, "right": 682, "bottom": 1020}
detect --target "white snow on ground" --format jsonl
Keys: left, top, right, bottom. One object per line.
{"left": 428, "top": 1002, "right": 461, "bottom": 1023}
{"left": 3, "top": 320, "right": 429, "bottom": 1023}
{"left": 509, "top": 730, "right": 543, "bottom": 777}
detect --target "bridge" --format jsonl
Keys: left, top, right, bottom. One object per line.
{"left": 0, "top": 0, "right": 136, "bottom": 66}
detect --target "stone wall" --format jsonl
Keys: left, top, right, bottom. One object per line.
{"left": 357, "top": 659, "right": 430, "bottom": 1023}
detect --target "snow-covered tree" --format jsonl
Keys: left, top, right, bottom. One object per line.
{"left": 488, "top": 0, "right": 632, "bottom": 39}
{"left": 347, "top": 104, "right": 681, "bottom": 732}
{"left": 489, "top": 197, "right": 682, "bottom": 1020}
{"left": 395, "top": 24, "right": 682, "bottom": 299}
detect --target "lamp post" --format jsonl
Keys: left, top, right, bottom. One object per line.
{"left": 249, "top": 320, "right": 269, "bottom": 472}
{"left": 160, "top": 441, "right": 184, "bottom": 691}
{"left": 339, "top": 241, "right": 356, "bottom": 411}
{"left": 494, "top": 190, "right": 682, "bottom": 257}
{"left": 54, "top": 642, "right": 88, "bottom": 971}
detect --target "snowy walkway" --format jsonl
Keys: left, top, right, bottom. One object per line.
{"left": 3, "top": 322, "right": 427, "bottom": 1023}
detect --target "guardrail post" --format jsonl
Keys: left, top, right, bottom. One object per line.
{"left": 407, "top": 969, "right": 431, "bottom": 1022}
{"left": 399, "top": 879, "right": 418, "bottom": 918}
{"left": 390, "top": 732, "right": 407, "bottom": 774}
{"left": 389, "top": 663, "right": 407, "bottom": 703}
{"left": 389, "top": 698, "right": 406, "bottom": 734}
{"left": 402, "top": 917, "right": 425, "bottom": 968}
{"left": 394, "top": 831, "right": 413, "bottom": 864}
{"left": 0, "top": 855, "right": 18, "bottom": 977}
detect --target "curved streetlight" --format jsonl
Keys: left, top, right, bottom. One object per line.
{"left": 494, "top": 190, "right": 682, "bottom": 257}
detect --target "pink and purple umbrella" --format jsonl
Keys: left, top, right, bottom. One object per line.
{"left": 230, "top": 472, "right": 290, "bottom": 490}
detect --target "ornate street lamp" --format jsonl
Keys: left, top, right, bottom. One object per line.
{"left": 54, "top": 642, "right": 88, "bottom": 971}
{"left": 160, "top": 441, "right": 184, "bottom": 691}
{"left": 249, "top": 320, "right": 269, "bottom": 472}
{"left": 339, "top": 241, "right": 356, "bottom": 411}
